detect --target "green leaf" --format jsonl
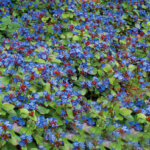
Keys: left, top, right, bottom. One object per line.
{"left": 45, "top": 83, "right": 51, "bottom": 93}
{"left": 2, "top": 17, "right": 11, "bottom": 24}
{"left": 51, "top": 58, "right": 62, "bottom": 64}
{"left": 56, "top": 106, "right": 61, "bottom": 114}
{"left": 29, "top": 87, "right": 36, "bottom": 93}
{"left": 47, "top": 26, "right": 53, "bottom": 34}
{"left": 95, "top": 54, "right": 100, "bottom": 59}
{"left": 146, "top": 92, "right": 150, "bottom": 97}
{"left": 2, "top": 103, "right": 14, "bottom": 111}
{"left": 98, "top": 70, "right": 104, "bottom": 76}
{"left": 29, "top": 148, "right": 38, "bottom": 150}
{"left": 0, "top": 23, "right": 7, "bottom": 30}
{"left": 147, "top": 21, "right": 150, "bottom": 26}
{"left": 81, "top": 88, "right": 87, "bottom": 95}
{"left": 5, "top": 43, "right": 10, "bottom": 49}
{"left": 71, "top": 76, "right": 77, "bottom": 81}
{"left": 71, "top": 95, "right": 77, "bottom": 100}
{"left": 135, "top": 23, "right": 140, "bottom": 29}
{"left": 114, "top": 83, "right": 120, "bottom": 91}
{"left": 22, "top": 147, "right": 27, "bottom": 150}
{"left": 8, "top": 134, "right": 21, "bottom": 146}
{"left": 95, "top": 88, "right": 100, "bottom": 95}
{"left": 120, "top": 39, "right": 126, "bottom": 44}
{"left": 62, "top": 13, "right": 69, "bottom": 19}
{"left": 137, "top": 113, "right": 146, "bottom": 123}
{"left": 0, "top": 140, "right": 6, "bottom": 148}
{"left": 60, "top": 34, "right": 65, "bottom": 39}
{"left": 62, "top": 40, "right": 69, "bottom": 45}
{"left": 20, "top": 108, "right": 29, "bottom": 115}
{"left": 133, "top": 10, "right": 139, "bottom": 16}
{"left": 37, "top": 106, "right": 50, "bottom": 114}
{"left": 41, "top": 17, "right": 49, "bottom": 23}
{"left": 122, "top": 14, "right": 128, "bottom": 19}
{"left": 115, "top": 60, "right": 119, "bottom": 67}
{"left": 0, "top": 95, "right": 2, "bottom": 108}
{"left": 125, "top": 115, "right": 134, "bottom": 121}
{"left": 19, "top": 127, "right": 32, "bottom": 135}
{"left": 119, "top": 108, "right": 132, "bottom": 117}
{"left": 72, "top": 135, "right": 85, "bottom": 142}
{"left": 0, "top": 109, "right": 6, "bottom": 115}
{"left": 80, "top": 17, "right": 85, "bottom": 21}
{"left": 73, "top": 35, "right": 80, "bottom": 41}
{"left": 109, "top": 77, "right": 115, "bottom": 84}
{"left": 49, "top": 101, "right": 56, "bottom": 108}
{"left": 1, "top": 143, "right": 16, "bottom": 150}
{"left": 89, "top": 127, "right": 101, "bottom": 134}
{"left": 27, "top": 142, "right": 38, "bottom": 150}
{"left": 122, "top": 3, "right": 128, "bottom": 8}
{"left": 71, "top": 21, "right": 78, "bottom": 26}
{"left": 11, "top": 22, "right": 20, "bottom": 29}
{"left": 67, "top": 109, "right": 74, "bottom": 119}
{"left": 128, "top": 65, "right": 137, "bottom": 71}
{"left": 61, "top": 138, "right": 74, "bottom": 149}
{"left": 90, "top": 68, "right": 97, "bottom": 75}
{"left": 34, "top": 59, "right": 46, "bottom": 63}
{"left": 111, "top": 90, "right": 116, "bottom": 96}
{"left": 103, "top": 64, "right": 112, "bottom": 73}
{"left": 60, "top": 86, "right": 65, "bottom": 90}
{"left": 142, "top": 5, "right": 147, "bottom": 9}
{"left": 27, "top": 120, "right": 36, "bottom": 130}
{"left": 0, "top": 77, "right": 10, "bottom": 86}
{"left": 67, "top": 32, "right": 73, "bottom": 38}
{"left": 56, "top": 117, "right": 63, "bottom": 126}
{"left": 33, "top": 135, "right": 44, "bottom": 145}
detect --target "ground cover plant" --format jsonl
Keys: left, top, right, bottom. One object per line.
{"left": 0, "top": 0, "right": 150, "bottom": 149}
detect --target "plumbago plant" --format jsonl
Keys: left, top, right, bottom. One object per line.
{"left": 0, "top": 0, "right": 150, "bottom": 149}
{"left": 0, "top": 16, "right": 20, "bottom": 38}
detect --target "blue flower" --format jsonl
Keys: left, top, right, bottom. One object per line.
{"left": 134, "top": 124, "right": 143, "bottom": 131}
{"left": 114, "top": 123, "right": 121, "bottom": 128}
{"left": 4, "top": 120, "right": 13, "bottom": 130}
{"left": 98, "top": 139, "right": 103, "bottom": 145}
{"left": 133, "top": 106, "right": 139, "bottom": 112}
{"left": 73, "top": 141, "right": 79, "bottom": 147}
{"left": 113, "top": 130, "right": 120, "bottom": 137}
{"left": 61, "top": 132, "right": 66, "bottom": 137}
{"left": 18, "top": 118, "right": 26, "bottom": 126}
{"left": 139, "top": 78, "right": 144, "bottom": 83}
{"left": 145, "top": 139, "right": 150, "bottom": 146}
{"left": 19, "top": 140, "right": 26, "bottom": 147}
{"left": 129, "top": 121, "right": 134, "bottom": 126}
{"left": 86, "top": 141, "right": 93, "bottom": 149}
{"left": 36, "top": 116, "right": 47, "bottom": 128}
{"left": 0, "top": 126, "right": 3, "bottom": 134}
{"left": 75, "top": 121, "right": 83, "bottom": 129}
{"left": 87, "top": 118, "right": 95, "bottom": 126}
{"left": 108, "top": 94, "right": 113, "bottom": 100}
{"left": 79, "top": 142, "right": 85, "bottom": 149}
{"left": 38, "top": 145, "right": 47, "bottom": 150}
{"left": 45, "top": 129, "right": 56, "bottom": 142}
{"left": 129, "top": 102, "right": 134, "bottom": 107}
{"left": 121, "top": 125, "right": 130, "bottom": 134}
{"left": 20, "top": 134, "right": 26, "bottom": 140}
{"left": 27, "top": 135, "right": 33, "bottom": 142}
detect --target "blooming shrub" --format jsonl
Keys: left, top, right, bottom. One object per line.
{"left": 0, "top": 0, "right": 150, "bottom": 149}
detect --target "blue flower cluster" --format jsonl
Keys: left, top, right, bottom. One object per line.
{"left": 0, "top": 0, "right": 150, "bottom": 149}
